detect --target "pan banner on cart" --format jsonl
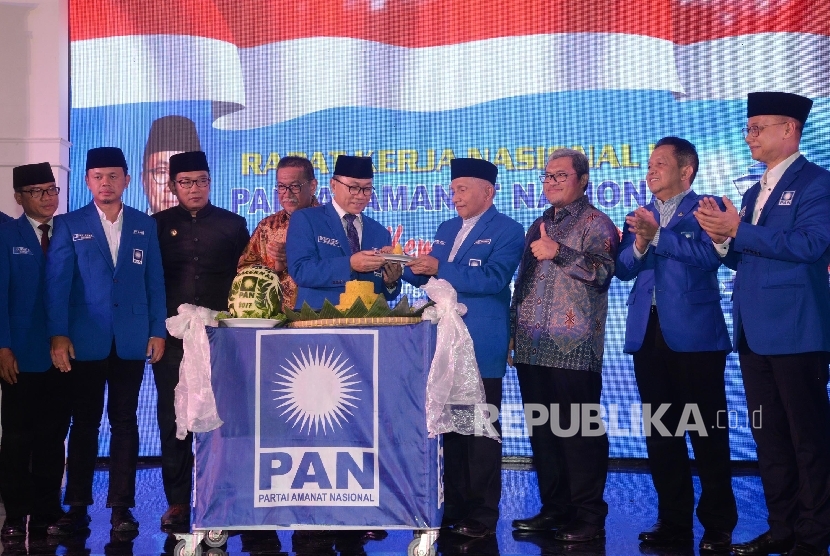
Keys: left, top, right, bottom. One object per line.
{"left": 193, "top": 324, "right": 442, "bottom": 529}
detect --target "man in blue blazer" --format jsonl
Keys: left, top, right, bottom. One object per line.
{"left": 46, "top": 147, "right": 167, "bottom": 535}
{"left": 696, "top": 92, "right": 830, "bottom": 556}
{"left": 286, "top": 155, "right": 401, "bottom": 310}
{"left": 616, "top": 137, "right": 736, "bottom": 553}
{"left": 404, "top": 158, "right": 525, "bottom": 538}
{"left": 0, "top": 210, "right": 11, "bottom": 223}
{"left": 0, "top": 163, "right": 70, "bottom": 539}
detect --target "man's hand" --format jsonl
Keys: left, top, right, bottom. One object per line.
{"left": 147, "top": 337, "right": 165, "bottom": 364}
{"left": 51, "top": 336, "right": 75, "bottom": 372}
{"left": 382, "top": 261, "right": 402, "bottom": 285}
{"left": 626, "top": 207, "right": 659, "bottom": 252}
{"left": 407, "top": 255, "right": 439, "bottom": 276}
{"left": 369, "top": 246, "right": 404, "bottom": 286}
{"left": 0, "top": 347, "right": 19, "bottom": 384}
{"left": 265, "top": 241, "right": 287, "bottom": 272}
{"left": 695, "top": 196, "right": 740, "bottom": 239}
{"left": 350, "top": 251, "right": 386, "bottom": 272}
{"left": 530, "top": 223, "right": 560, "bottom": 261}
{"left": 507, "top": 338, "right": 514, "bottom": 367}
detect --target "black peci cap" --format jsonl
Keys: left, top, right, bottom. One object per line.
{"left": 747, "top": 92, "right": 813, "bottom": 124}
{"left": 13, "top": 162, "right": 55, "bottom": 189}
{"left": 333, "top": 155, "right": 373, "bottom": 179}
{"left": 450, "top": 158, "right": 498, "bottom": 185}
{"left": 86, "top": 147, "right": 128, "bottom": 172}
{"left": 169, "top": 151, "right": 210, "bottom": 179}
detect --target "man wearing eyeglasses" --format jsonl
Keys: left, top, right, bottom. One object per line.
{"left": 0, "top": 163, "right": 70, "bottom": 539}
{"left": 616, "top": 137, "right": 736, "bottom": 553}
{"left": 286, "top": 155, "right": 401, "bottom": 310}
{"left": 510, "top": 149, "right": 618, "bottom": 544}
{"left": 141, "top": 115, "right": 201, "bottom": 214}
{"left": 151, "top": 150, "right": 249, "bottom": 530}
{"left": 696, "top": 92, "right": 830, "bottom": 556}
{"left": 238, "top": 156, "right": 319, "bottom": 310}
{"left": 46, "top": 147, "right": 167, "bottom": 535}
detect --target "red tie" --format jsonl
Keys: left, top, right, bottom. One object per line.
{"left": 38, "top": 223, "right": 50, "bottom": 254}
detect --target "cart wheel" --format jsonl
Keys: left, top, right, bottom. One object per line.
{"left": 174, "top": 539, "right": 203, "bottom": 556}
{"left": 407, "top": 537, "right": 436, "bottom": 556}
{"left": 203, "top": 530, "right": 229, "bottom": 548}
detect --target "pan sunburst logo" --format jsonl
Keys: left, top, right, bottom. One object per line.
{"left": 272, "top": 346, "right": 361, "bottom": 434}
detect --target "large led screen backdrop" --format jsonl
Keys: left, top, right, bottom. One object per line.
{"left": 69, "top": 0, "right": 830, "bottom": 459}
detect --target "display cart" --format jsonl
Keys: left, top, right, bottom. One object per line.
{"left": 174, "top": 322, "right": 443, "bottom": 556}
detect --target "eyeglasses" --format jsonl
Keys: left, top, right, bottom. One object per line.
{"left": 21, "top": 186, "right": 60, "bottom": 199}
{"left": 275, "top": 181, "right": 307, "bottom": 194}
{"left": 175, "top": 177, "right": 211, "bottom": 189}
{"left": 332, "top": 176, "right": 373, "bottom": 196}
{"left": 539, "top": 172, "right": 574, "bottom": 184}
{"left": 741, "top": 122, "right": 789, "bottom": 138}
{"left": 147, "top": 167, "right": 170, "bottom": 185}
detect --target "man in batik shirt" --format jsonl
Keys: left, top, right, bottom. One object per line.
{"left": 237, "top": 156, "right": 318, "bottom": 310}
{"left": 510, "top": 148, "right": 619, "bottom": 544}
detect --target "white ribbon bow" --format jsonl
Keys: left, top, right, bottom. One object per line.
{"left": 421, "top": 278, "right": 500, "bottom": 441}
{"left": 166, "top": 304, "right": 223, "bottom": 439}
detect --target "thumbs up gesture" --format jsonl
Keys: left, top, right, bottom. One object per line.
{"left": 530, "top": 222, "right": 560, "bottom": 261}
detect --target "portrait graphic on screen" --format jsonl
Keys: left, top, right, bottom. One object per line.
{"left": 142, "top": 115, "right": 201, "bottom": 214}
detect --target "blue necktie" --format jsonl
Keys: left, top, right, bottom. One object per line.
{"left": 343, "top": 214, "right": 360, "bottom": 254}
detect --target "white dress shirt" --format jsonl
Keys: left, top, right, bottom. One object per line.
{"left": 331, "top": 200, "right": 363, "bottom": 245}
{"left": 448, "top": 211, "right": 484, "bottom": 262}
{"left": 95, "top": 203, "right": 124, "bottom": 265}
{"left": 751, "top": 151, "right": 801, "bottom": 225}
{"left": 714, "top": 151, "right": 801, "bottom": 256}
{"left": 26, "top": 215, "right": 54, "bottom": 242}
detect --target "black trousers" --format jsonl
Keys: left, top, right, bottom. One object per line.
{"left": 515, "top": 363, "right": 608, "bottom": 527}
{"left": 152, "top": 340, "right": 193, "bottom": 505}
{"left": 738, "top": 334, "right": 830, "bottom": 549}
{"left": 442, "top": 378, "right": 503, "bottom": 529}
{"left": 632, "top": 309, "right": 737, "bottom": 532}
{"left": 63, "top": 343, "right": 145, "bottom": 508}
{"left": 0, "top": 367, "right": 71, "bottom": 519}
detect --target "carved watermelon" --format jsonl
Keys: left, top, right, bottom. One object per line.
{"left": 227, "top": 265, "right": 282, "bottom": 318}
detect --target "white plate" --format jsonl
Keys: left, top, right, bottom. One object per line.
{"left": 218, "top": 318, "right": 282, "bottom": 328}
{"left": 381, "top": 254, "right": 414, "bottom": 263}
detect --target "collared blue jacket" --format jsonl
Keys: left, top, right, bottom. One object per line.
{"left": 286, "top": 203, "right": 401, "bottom": 310}
{"left": 616, "top": 191, "right": 732, "bottom": 353}
{"left": 45, "top": 202, "right": 167, "bottom": 361}
{"left": 0, "top": 211, "right": 11, "bottom": 224}
{"left": 404, "top": 206, "right": 525, "bottom": 378}
{"left": 0, "top": 216, "right": 52, "bottom": 372}
{"left": 722, "top": 155, "right": 830, "bottom": 355}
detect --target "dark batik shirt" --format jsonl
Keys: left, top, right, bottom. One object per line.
{"left": 511, "top": 195, "right": 619, "bottom": 372}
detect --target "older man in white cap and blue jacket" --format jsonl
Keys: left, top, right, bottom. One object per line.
{"left": 404, "top": 158, "right": 525, "bottom": 539}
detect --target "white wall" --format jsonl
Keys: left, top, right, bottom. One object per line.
{"left": 0, "top": 0, "right": 70, "bottom": 218}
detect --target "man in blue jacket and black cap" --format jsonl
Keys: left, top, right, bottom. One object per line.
{"left": 0, "top": 162, "right": 70, "bottom": 539}
{"left": 405, "top": 158, "right": 525, "bottom": 539}
{"left": 46, "top": 147, "right": 167, "bottom": 536}
{"left": 697, "top": 92, "right": 830, "bottom": 556}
